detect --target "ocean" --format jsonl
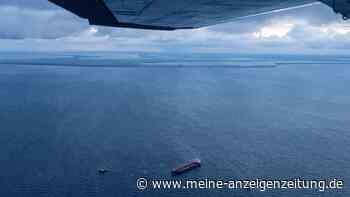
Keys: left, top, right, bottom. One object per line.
{"left": 0, "top": 52, "right": 349, "bottom": 197}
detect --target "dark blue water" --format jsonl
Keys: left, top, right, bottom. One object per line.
{"left": 0, "top": 53, "right": 349, "bottom": 197}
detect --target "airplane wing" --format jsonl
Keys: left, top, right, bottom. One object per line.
{"left": 48, "top": 0, "right": 346, "bottom": 30}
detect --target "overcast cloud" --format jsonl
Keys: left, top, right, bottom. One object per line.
{"left": 0, "top": 1, "right": 349, "bottom": 54}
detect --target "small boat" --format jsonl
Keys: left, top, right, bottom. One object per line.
{"left": 98, "top": 169, "right": 108, "bottom": 174}
{"left": 171, "top": 159, "right": 201, "bottom": 176}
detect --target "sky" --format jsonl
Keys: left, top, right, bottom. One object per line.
{"left": 0, "top": 0, "right": 350, "bottom": 54}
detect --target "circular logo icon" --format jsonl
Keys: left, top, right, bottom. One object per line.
{"left": 137, "top": 178, "right": 148, "bottom": 190}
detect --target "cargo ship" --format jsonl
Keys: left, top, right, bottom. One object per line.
{"left": 171, "top": 159, "right": 201, "bottom": 176}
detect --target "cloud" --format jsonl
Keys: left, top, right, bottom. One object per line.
{"left": 0, "top": 1, "right": 349, "bottom": 54}
{"left": 0, "top": 6, "right": 88, "bottom": 39}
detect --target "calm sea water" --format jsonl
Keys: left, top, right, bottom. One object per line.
{"left": 0, "top": 53, "right": 349, "bottom": 197}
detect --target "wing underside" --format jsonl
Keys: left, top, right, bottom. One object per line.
{"left": 49, "top": 0, "right": 316, "bottom": 30}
